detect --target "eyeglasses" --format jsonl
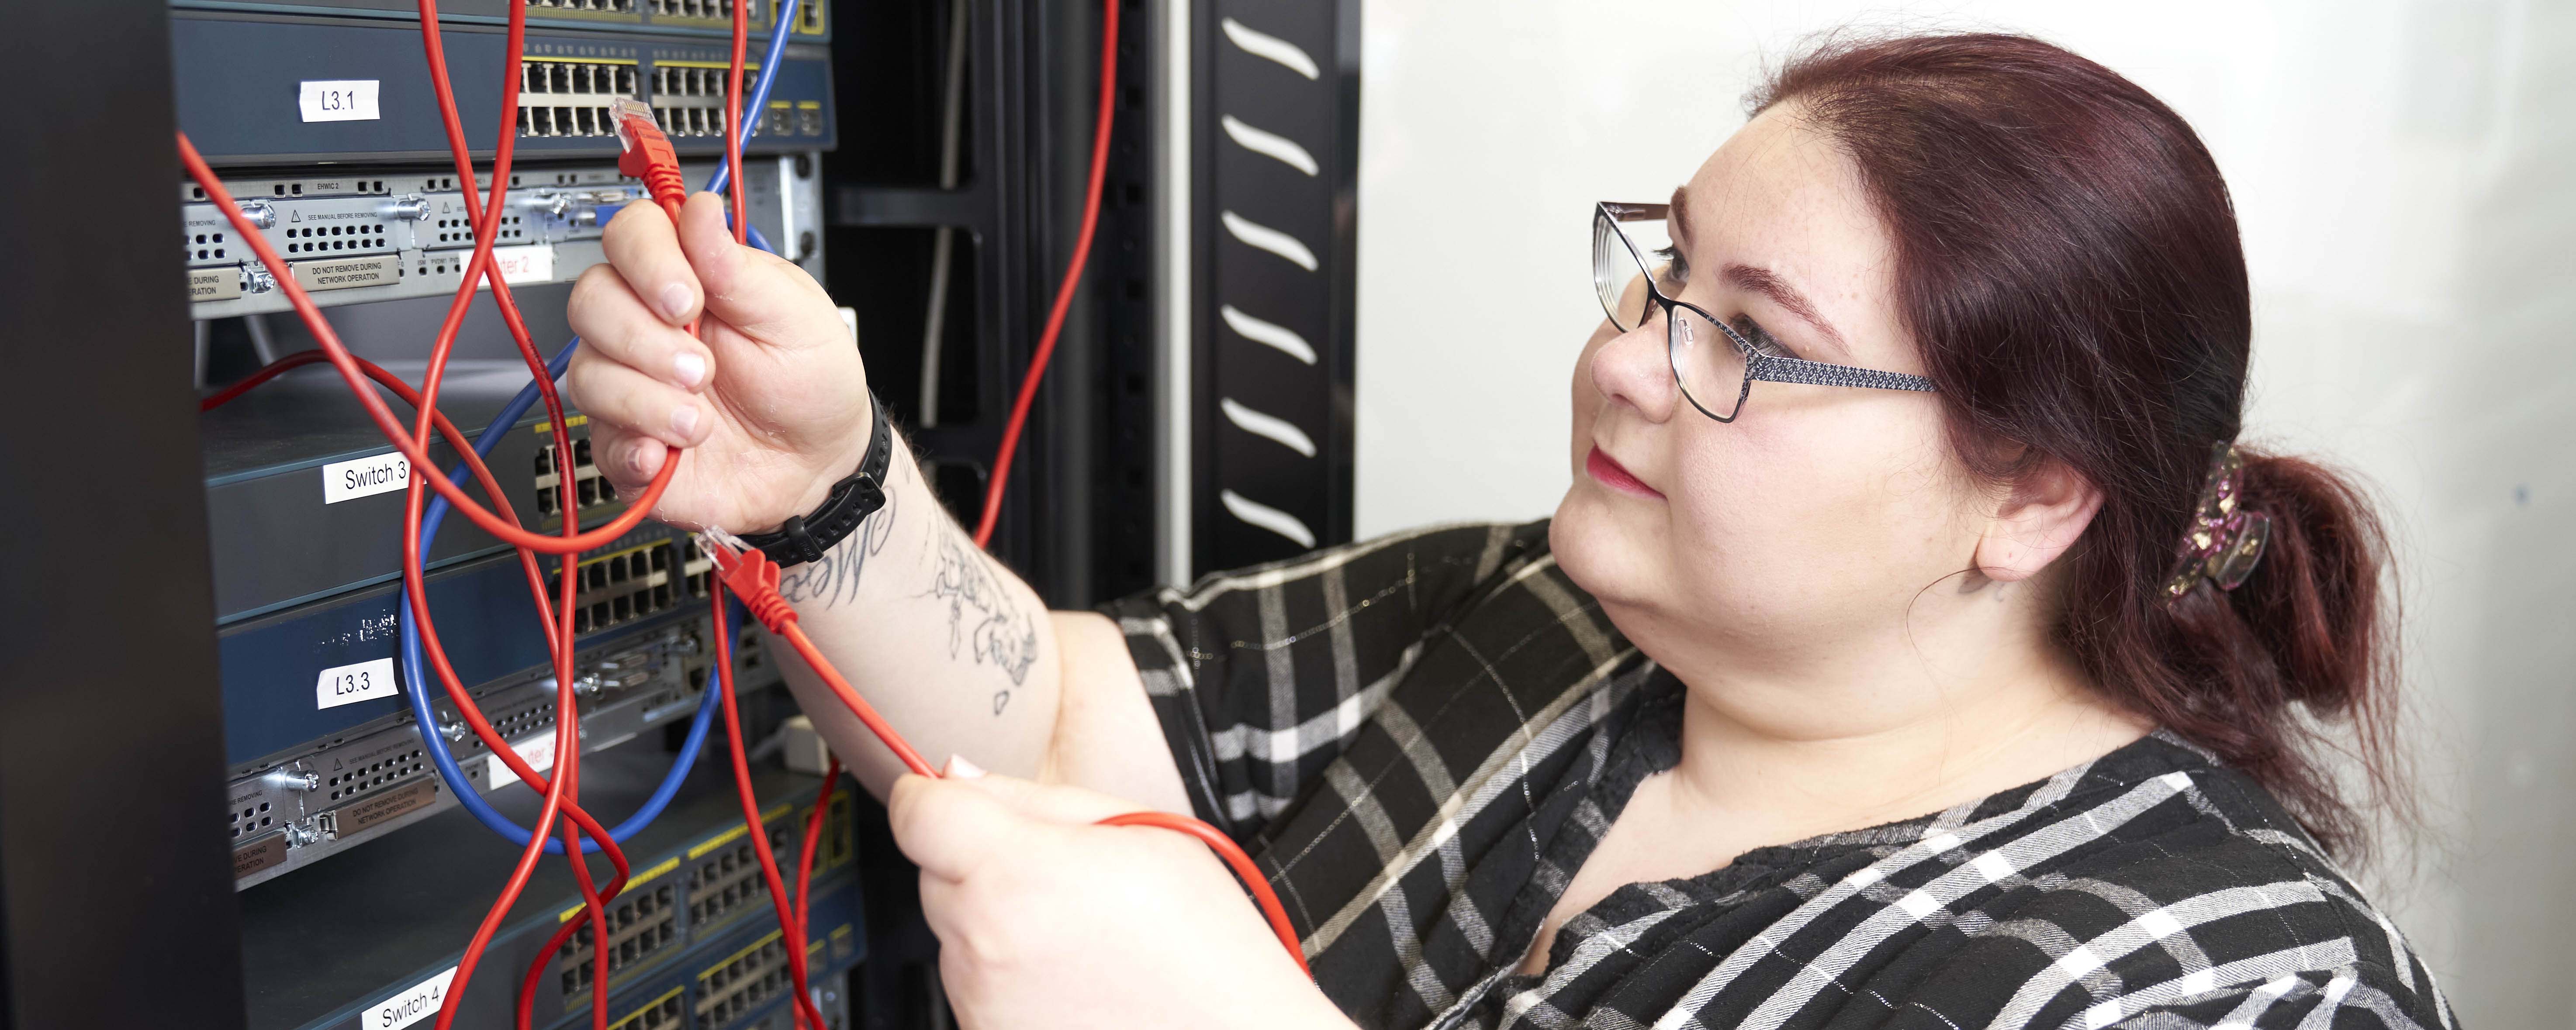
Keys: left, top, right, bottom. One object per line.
{"left": 1592, "top": 201, "right": 1937, "bottom": 423}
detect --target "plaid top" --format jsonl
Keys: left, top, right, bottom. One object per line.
{"left": 1101, "top": 521, "right": 2454, "bottom": 1030}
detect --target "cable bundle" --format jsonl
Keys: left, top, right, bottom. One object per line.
{"left": 188, "top": 0, "right": 769, "bottom": 1023}
{"left": 186, "top": 2, "right": 1304, "bottom": 1028}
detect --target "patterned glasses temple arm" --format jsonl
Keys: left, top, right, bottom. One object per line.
{"left": 1749, "top": 354, "right": 1939, "bottom": 393}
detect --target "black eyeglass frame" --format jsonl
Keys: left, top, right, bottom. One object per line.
{"left": 1595, "top": 200, "right": 1938, "bottom": 424}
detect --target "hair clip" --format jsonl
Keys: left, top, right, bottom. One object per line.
{"left": 2165, "top": 443, "right": 2271, "bottom": 601}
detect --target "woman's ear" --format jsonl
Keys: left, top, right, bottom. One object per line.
{"left": 1975, "top": 458, "right": 2104, "bottom": 582}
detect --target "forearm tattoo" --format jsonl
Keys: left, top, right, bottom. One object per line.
{"left": 925, "top": 530, "right": 1039, "bottom": 713}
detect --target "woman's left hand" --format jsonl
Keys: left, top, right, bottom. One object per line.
{"left": 887, "top": 760, "right": 1350, "bottom": 1029}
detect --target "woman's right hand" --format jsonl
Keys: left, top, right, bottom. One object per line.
{"left": 564, "top": 191, "right": 870, "bottom": 534}
{"left": 567, "top": 193, "right": 1192, "bottom": 815}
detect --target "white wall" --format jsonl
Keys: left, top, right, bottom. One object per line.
{"left": 1352, "top": 3, "right": 2575, "bottom": 1025}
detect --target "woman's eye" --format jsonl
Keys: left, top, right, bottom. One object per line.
{"left": 1653, "top": 245, "right": 1691, "bottom": 286}
{"left": 1731, "top": 316, "right": 1795, "bottom": 358}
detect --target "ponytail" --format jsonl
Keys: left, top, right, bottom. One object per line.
{"left": 2140, "top": 451, "right": 2405, "bottom": 858}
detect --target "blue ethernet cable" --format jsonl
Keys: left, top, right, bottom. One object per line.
{"left": 399, "top": 334, "right": 727, "bottom": 854}
{"left": 394, "top": 0, "right": 806, "bottom": 852}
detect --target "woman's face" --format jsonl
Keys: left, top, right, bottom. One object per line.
{"left": 1553, "top": 107, "right": 1988, "bottom": 668}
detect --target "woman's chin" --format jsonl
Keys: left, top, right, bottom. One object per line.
{"left": 1550, "top": 484, "right": 1658, "bottom": 608}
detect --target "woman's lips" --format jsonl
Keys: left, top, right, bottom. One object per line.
{"left": 1586, "top": 446, "right": 1664, "bottom": 500}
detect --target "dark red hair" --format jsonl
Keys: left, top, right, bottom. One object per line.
{"left": 1750, "top": 33, "right": 2403, "bottom": 857}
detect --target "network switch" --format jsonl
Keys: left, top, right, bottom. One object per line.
{"left": 204, "top": 361, "right": 592, "bottom": 623}
{"left": 239, "top": 754, "right": 861, "bottom": 1030}
{"left": 170, "top": 14, "right": 835, "bottom": 165}
{"left": 200, "top": 355, "right": 822, "bottom": 627}
{"left": 182, "top": 155, "right": 823, "bottom": 320}
{"left": 559, "top": 790, "right": 853, "bottom": 1010}
{"left": 215, "top": 514, "right": 742, "bottom": 763}
{"left": 570, "top": 900, "right": 858, "bottom": 1030}
{"left": 516, "top": 56, "right": 644, "bottom": 139}
{"left": 545, "top": 532, "right": 716, "bottom": 634}
{"left": 227, "top": 607, "right": 782, "bottom": 889}
{"left": 683, "top": 790, "right": 855, "bottom": 941}
{"left": 164, "top": 0, "right": 831, "bottom": 44}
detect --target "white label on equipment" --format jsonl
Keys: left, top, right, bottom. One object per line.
{"left": 187, "top": 268, "right": 244, "bottom": 302}
{"left": 293, "top": 254, "right": 400, "bottom": 293}
{"left": 486, "top": 728, "right": 560, "bottom": 790}
{"left": 371, "top": 966, "right": 454, "bottom": 1030}
{"left": 317, "top": 657, "right": 400, "bottom": 710}
{"left": 322, "top": 451, "right": 410, "bottom": 504}
{"left": 299, "top": 79, "right": 382, "bottom": 123}
{"left": 486, "top": 243, "right": 557, "bottom": 286}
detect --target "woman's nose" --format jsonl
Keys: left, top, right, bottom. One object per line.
{"left": 1588, "top": 310, "right": 1677, "bottom": 423}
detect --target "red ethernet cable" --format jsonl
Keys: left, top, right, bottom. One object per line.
{"left": 202, "top": 350, "right": 578, "bottom": 661}
{"left": 726, "top": 0, "right": 752, "bottom": 248}
{"left": 969, "top": 0, "right": 1120, "bottom": 549}
{"left": 455, "top": 93, "right": 705, "bottom": 1030}
{"left": 201, "top": 347, "right": 648, "bottom": 1025}
{"left": 408, "top": 0, "right": 577, "bottom": 534}
{"left": 711, "top": 581, "right": 833, "bottom": 1030}
{"left": 705, "top": 0, "right": 832, "bottom": 1020}
{"left": 854, "top": 0, "right": 1313, "bottom": 973}
{"left": 793, "top": 757, "right": 842, "bottom": 953}
{"left": 176, "top": 138, "right": 681, "bottom": 558}
{"left": 191, "top": 1, "right": 1297, "bottom": 1026}
{"left": 177, "top": 0, "right": 694, "bottom": 1021}
{"left": 183, "top": 8, "right": 748, "bottom": 1023}
{"left": 178, "top": 35, "right": 681, "bottom": 559}
{"left": 186, "top": 0, "right": 631, "bottom": 996}
{"left": 410, "top": 0, "right": 610, "bottom": 1020}
{"left": 695, "top": 529, "right": 1313, "bottom": 975}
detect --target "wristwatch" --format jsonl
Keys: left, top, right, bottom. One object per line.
{"left": 737, "top": 393, "right": 892, "bottom": 568}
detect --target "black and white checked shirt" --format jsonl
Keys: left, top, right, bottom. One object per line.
{"left": 1100, "top": 521, "right": 2453, "bottom": 1030}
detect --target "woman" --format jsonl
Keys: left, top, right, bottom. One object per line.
{"left": 564, "top": 31, "right": 2448, "bottom": 1030}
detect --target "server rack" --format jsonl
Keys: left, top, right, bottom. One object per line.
{"left": 0, "top": 0, "right": 1362, "bottom": 1024}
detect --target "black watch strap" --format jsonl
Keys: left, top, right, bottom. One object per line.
{"left": 738, "top": 394, "right": 892, "bottom": 568}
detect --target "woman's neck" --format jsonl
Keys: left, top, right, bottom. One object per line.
{"left": 1608, "top": 587, "right": 2151, "bottom": 851}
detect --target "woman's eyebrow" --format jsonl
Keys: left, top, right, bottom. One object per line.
{"left": 1671, "top": 186, "right": 1852, "bottom": 357}
{"left": 1722, "top": 262, "right": 1850, "bottom": 356}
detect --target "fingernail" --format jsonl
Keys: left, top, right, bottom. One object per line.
{"left": 672, "top": 350, "right": 707, "bottom": 388}
{"left": 670, "top": 404, "right": 699, "bottom": 440}
{"left": 658, "top": 282, "right": 694, "bottom": 322}
{"left": 630, "top": 443, "right": 655, "bottom": 476}
{"left": 943, "top": 754, "right": 986, "bottom": 779}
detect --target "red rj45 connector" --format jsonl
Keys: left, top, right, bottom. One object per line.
{"left": 610, "top": 97, "right": 687, "bottom": 211}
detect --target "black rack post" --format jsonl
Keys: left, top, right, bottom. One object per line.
{"left": 0, "top": 2, "right": 248, "bottom": 1028}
